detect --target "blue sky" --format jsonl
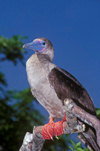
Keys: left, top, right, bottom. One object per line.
{"left": 0, "top": 0, "right": 100, "bottom": 114}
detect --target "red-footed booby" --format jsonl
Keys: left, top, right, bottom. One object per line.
{"left": 23, "top": 38, "right": 99, "bottom": 150}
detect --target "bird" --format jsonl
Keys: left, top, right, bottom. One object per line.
{"left": 23, "top": 37, "right": 100, "bottom": 151}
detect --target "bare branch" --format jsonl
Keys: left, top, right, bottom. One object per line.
{"left": 64, "top": 99, "right": 100, "bottom": 147}
{"left": 19, "top": 117, "right": 85, "bottom": 151}
{"left": 19, "top": 126, "right": 45, "bottom": 151}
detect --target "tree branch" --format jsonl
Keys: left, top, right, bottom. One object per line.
{"left": 19, "top": 99, "right": 100, "bottom": 151}
{"left": 19, "top": 117, "right": 85, "bottom": 151}
{"left": 64, "top": 99, "right": 100, "bottom": 147}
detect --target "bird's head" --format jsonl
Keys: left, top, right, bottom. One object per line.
{"left": 23, "top": 38, "right": 54, "bottom": 61}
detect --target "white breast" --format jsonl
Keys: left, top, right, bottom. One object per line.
{"left": 26, "top": 54, "right": 65, "bottom": 119}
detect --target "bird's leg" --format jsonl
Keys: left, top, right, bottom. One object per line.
{"left": 42, "top": 116, "right": 55, "bottom": 140}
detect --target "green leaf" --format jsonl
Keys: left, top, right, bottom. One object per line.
{"left": 76, "top": 142, "right": 81, "bottom": 147}
{"left": 77, "top": 148, "right": 84, "bottom": 151}
{"left": 84, "top": 148, "right": 89, "bottom": 151}
{"left": 70, "top": 140, "right": 76, "bottom": 148}
{"left": 96, "top": 108, "right": 100, "bottom": 119}
{"left": 69, "top": 146, "right": 74, "bottom": 151}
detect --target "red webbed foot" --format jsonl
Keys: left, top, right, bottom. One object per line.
{"left": 42, "top": 116, "right": 55, "bottom": 140}
{"left": 42, "top": 114, "right": 67, "bottom": 140}
{"left": 54, "top": 114, "right": 66, "bottom": 137}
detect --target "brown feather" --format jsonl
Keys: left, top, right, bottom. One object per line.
{"left": 49, "top": 67, "right": 96, "bottom": 115}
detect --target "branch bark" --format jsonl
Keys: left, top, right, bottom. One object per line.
{"left": 64, "top": 99, "right": 100, "bottom": 147}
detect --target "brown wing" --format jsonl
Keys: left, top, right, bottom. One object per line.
{"left": 49, "top": 67, "right": 96, "bottom": 115}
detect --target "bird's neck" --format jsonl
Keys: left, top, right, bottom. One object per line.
{"left": 37, "top": 53, "right": 52, "bottom": 64}
{"left": 26, "top": 53, "right": 55, "bottom": 74}
{"left": 40, "top": 48, "right": 54, "bottom": 62}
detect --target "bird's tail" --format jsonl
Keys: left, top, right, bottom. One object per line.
{"left": 79, "top": 127, "right": 100, "bottom": 151}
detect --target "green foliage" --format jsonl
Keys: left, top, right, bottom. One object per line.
{"left": 0, "top": 35, "right": 27, "bottom": 64}
{"left": 0, "top": 72, "right": 7, "bottom": 91}
{"left": 69, "top": 140, "right": 93, "bottom": 151}
{"left": 96, "top": 108, "right": 100, "bottom": 119}
{"left": 0, "top": 72, "right": 7, "bottom": 86}
{"left": 43, "top": 135, "right": 69, "bottom": 151}
{"left": 0, "top": 89, "right": 44, "bottom": 151}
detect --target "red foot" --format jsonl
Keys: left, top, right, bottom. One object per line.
{"left": 54, "top": 114, "right": 66, "bottom": 136}
{"left": 42, "top": 117, "right": 55, "bottom": 140}
{"left": 42, "top": 114, "right": 67, "bottom": 140}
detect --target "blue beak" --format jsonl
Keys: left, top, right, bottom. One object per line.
{"left": 23, "top": 41, "right": 36, "bottom": 51}
{"left": 23, "top": 41, "right": 43, "bottom": 52}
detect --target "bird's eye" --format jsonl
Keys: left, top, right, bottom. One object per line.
{"left": 42, "top": 42, "right": 45, "bottom": 45}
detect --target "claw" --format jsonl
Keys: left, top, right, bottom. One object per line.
{"left": 55, "top": 136, "right": 59, "bottom": 139}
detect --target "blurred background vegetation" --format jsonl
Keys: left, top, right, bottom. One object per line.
{"left": 0, "top": 35, "right": 100, "bottom": 151}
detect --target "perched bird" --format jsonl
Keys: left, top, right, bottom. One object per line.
{"left": 23, "top": 38, "right": 99, "bottom": 150}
